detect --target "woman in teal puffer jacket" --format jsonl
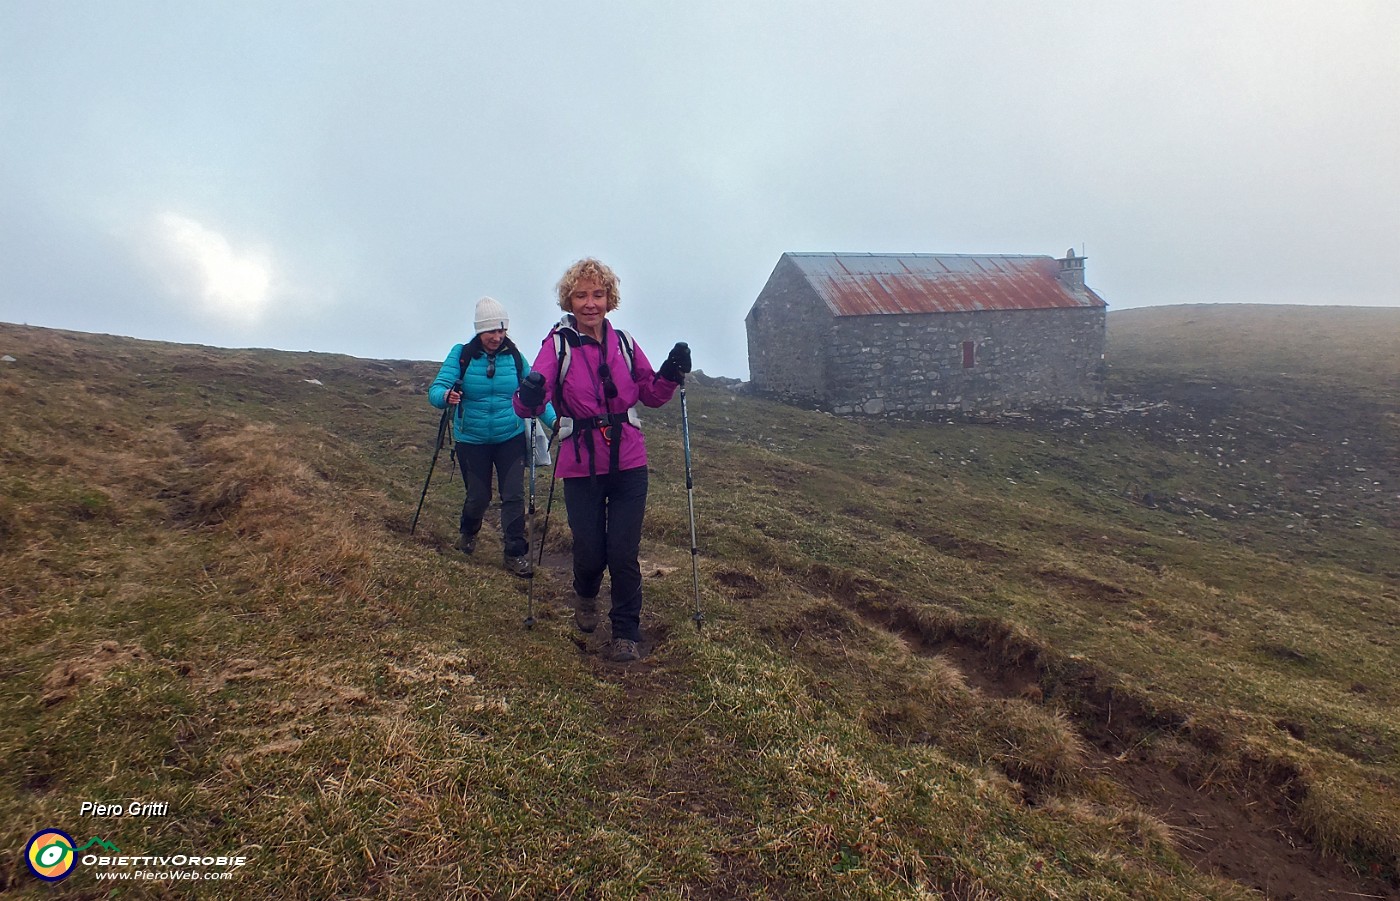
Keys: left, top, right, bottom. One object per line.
{"left": 428, "top": 297, "right": 555, "bottom": 576}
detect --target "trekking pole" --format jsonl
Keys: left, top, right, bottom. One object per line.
{"left": 410, "top": 379, "right": 462, "bottom": 535}
{"left": 536, "top": 428, "right": 561, "bottom": 576}
{"left": 679, "top": 383, "right": 703, "bottom": 630}
{"left": 524, "top": 417, "right": 538, "bottom": 629}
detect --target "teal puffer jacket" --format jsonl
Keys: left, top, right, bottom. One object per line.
{"left": 428, "top": 339, "right": 555, "bottom": 445}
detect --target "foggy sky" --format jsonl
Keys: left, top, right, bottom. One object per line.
{"left": 3, "top": 1, "right": 1397, "bottom": 379}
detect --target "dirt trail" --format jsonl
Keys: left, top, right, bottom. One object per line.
{"left": 513, "top": 516, "right": 1397, "bottom": 898}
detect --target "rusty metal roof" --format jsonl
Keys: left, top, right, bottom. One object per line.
{"left": 785, "top": 252, "right": 1106, "bottom": 316}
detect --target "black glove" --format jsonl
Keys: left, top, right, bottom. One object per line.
{"left": 658, "top": 342, "right": 691, "bottom": 384}
{"left": 517, "top": 371, "right": 546, "bottom": 410}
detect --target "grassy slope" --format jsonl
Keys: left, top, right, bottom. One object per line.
{"left": 0, "top": 306, "right": 1396, "bottom": 899}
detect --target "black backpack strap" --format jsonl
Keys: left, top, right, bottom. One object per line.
{"left": 448, "top": 338, "right": 479, "bottom": 437}
{"left": 485, "top": 336, "right": 527, "bottom": 387}
{"left": 458, "top": 335, "right": 484, "bottom": 381}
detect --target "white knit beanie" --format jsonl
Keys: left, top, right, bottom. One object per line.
{"left": 473, "top": 296, "right": 509, "bottom": 335}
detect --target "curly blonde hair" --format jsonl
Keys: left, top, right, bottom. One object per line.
{"left": 556, "top": 258, "right": 621, "bottom": 313}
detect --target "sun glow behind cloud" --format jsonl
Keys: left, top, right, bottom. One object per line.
{"left": 151, "top": 213, "right": 274, "bottom": 324}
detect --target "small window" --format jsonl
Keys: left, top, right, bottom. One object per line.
{"left": 962, "top": 341, "right": 975, "bottom": 369}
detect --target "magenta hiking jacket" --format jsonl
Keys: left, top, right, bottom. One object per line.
{"left": 513, "top": 317, "right": 679, "bottom": 479}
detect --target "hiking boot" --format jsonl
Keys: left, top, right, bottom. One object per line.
{"left": 503, "top": 554, "right": 532, "bottom": 578}
{"left": 573, "top": 594, "right": 599, "bottom": 633}
{"left": 608, "top": 638, "right": 639, "bottom": 663}
{"left": 454, "top": 532, "right": 476, "bottom": 555}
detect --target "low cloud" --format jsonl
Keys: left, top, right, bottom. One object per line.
{"left": 146, "top": 213, "right": 275, "bottom": 325}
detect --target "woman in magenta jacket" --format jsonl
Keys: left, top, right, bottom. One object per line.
{"left": 513, "top": 258, "right": 690, "bottom": 663}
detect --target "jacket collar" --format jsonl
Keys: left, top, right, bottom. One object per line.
{"left": 467, "top": 335, "right": 516, "bottom": 359}
{"left": 558, "top": 313, "right": 608, "bottom": 348}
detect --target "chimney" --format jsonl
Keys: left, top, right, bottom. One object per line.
{"left": 1057, "top": 248, "right": 1086, "bottom": 289}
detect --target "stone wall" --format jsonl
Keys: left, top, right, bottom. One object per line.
{"left": 825, "top": 307, "right": 1105, "bottom": 415}
{"left": 746, "top": 257, "right": 833, "bottom": 402}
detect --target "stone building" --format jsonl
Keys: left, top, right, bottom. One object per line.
{"left": 745, "top": 251, "right": 1107, "bottom": 415}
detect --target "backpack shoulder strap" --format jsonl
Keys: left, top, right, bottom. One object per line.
{"left": 551, "top": 320, "right": 582, "bottom": 417}
{"left": 500, "top": 337, "right": 527, "bottom": 387}
{"left": 458, "top": 344, "right": 469, "bottom": 381}
{"left": 457, "top": 335, "right": 483, "bottom": 383}
{"left": 512, "top": 346, "right": 526, "bottom": 387}
{"left": 552, "top": 328, "right": 579, "bottom": 377}
{"left": 615, "top": 328, "right": 637, "bottom": 377}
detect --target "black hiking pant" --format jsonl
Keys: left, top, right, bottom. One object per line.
{"left": 563, "top": 467, "right": 648, "bottom": 643}
{"left": 455, "top": 434, "right": 528, "bottom": 558}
